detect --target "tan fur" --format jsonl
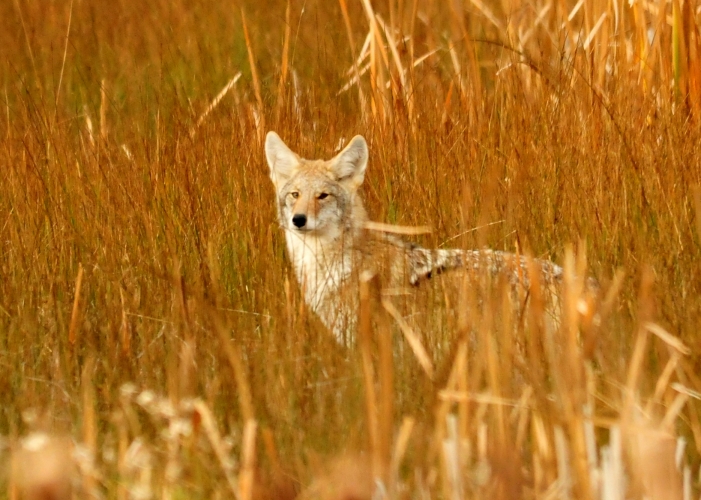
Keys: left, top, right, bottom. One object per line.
{"left": 265, "top": 131, "right": 598, "bottom": 344}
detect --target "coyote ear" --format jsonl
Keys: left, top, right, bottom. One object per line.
{"left": 265, "top": 131, "right": 300, "bottom": 187}
{"left": 332, "top": 135, "right": 368, "bottom": 190}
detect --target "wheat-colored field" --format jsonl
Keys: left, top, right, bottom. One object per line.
{"left": 1, "top": 0, "right": 700, "bottom": 498}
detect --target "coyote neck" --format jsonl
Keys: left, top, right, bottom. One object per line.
{"left": 284, "top": 226, "right": 358, "bottom": 315}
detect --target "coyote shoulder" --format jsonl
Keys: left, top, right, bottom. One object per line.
{"left": 264, "top": 131, "right": 597, "bottom": 343}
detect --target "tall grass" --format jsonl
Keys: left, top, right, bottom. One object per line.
{"left": 1, "top": 0, "right": 700, "bottom": 498}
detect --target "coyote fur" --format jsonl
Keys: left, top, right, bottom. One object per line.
{"left": 265, "top": 131, "right": 597, "bottom": 344}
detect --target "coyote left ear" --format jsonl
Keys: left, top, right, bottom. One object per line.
{"left": 332, "top": 135, "right": 368, "bottom": 190}
{"left": 265, "top": 131, "right": 300, "bottom": 187}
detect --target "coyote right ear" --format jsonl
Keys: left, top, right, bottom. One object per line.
{"left": 332, "top": 135, "right": 368, "bottom": 190}
{"left": 265, "top": 131, "right": 300, "bottom": 187}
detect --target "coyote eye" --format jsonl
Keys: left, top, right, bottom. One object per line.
{"left": 290, "top": 192, "right": 299, "bottom": 199}
{"left": 317, "top": 193, "right": 329, "bottom": 200}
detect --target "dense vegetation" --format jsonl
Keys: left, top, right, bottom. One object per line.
{"left": 1, "top": 0, "right": 700, "bottom": 498}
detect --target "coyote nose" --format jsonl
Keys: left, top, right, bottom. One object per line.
{"left": 292, "top": 214, "right": 307, "bottom": 228}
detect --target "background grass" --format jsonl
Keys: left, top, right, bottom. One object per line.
{"left": 1, "top": 0, "right": 701, "bottom": 498}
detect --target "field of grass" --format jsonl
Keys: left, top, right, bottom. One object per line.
{"left": 2, "top": 0, "right": 701, "bottom": 498}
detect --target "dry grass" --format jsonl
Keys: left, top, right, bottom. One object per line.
{"left": 1, "top": 0, "right": 700, "bottom": 498}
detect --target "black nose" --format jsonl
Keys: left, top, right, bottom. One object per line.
{"left": 292, "top": 214, "right": 307, "bottom": 228}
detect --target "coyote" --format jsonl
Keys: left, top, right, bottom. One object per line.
{"left": 265, "top": 131, "right": 597, "bottom": 344}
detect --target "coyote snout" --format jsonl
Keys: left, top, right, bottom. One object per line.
{"left": 292, "top": 214, "right": 307, "bottom": 228}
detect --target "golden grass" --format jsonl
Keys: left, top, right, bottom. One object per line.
{"left": 1, "top": 0, "right": 700, "bottom": 498}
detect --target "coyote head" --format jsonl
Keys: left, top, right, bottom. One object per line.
{"left": 265, "top": 132, "right": 368, "bottom": 239}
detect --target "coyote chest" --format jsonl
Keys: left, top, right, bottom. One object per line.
{"left": 284, "top": 230, "right": 353, "bottom": 311}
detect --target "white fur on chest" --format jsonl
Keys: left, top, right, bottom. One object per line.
{"left": 284, "top": 230, "right": 352, "bottom": 313}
